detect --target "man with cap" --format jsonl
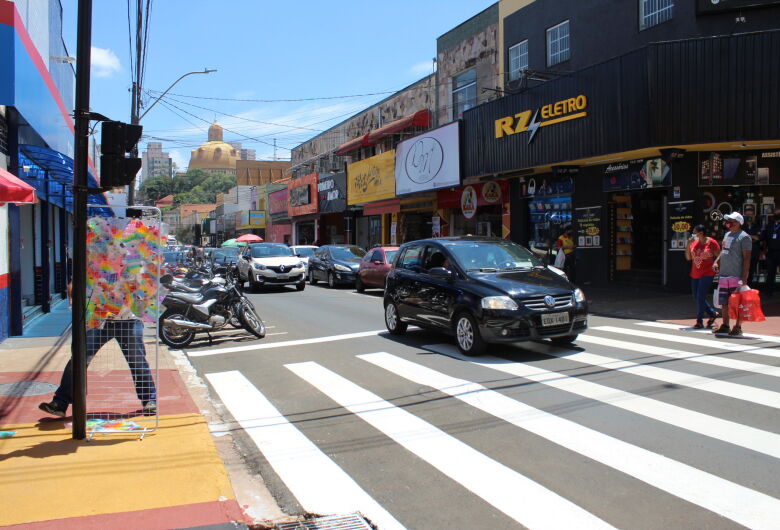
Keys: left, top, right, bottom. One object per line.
{"left": 712, "top": 212, "right": 752, "bottom": 336}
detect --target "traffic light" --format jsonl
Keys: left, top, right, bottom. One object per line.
{"left": 100, "top": 121, "right": 142, "bottom": 189}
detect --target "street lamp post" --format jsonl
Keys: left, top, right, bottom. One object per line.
{"left": 127, "top": 68, "right": 216, "bottom": 205}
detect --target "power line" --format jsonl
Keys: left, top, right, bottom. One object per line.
{"left": 145, "top": 89, "right": 398, "bottom": 103}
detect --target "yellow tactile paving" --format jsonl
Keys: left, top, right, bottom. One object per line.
{"left": 0, "top": 414, "right": 236, "bottom": 526}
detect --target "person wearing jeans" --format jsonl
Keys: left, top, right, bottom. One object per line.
{"left": 40, "top": 319, "right": 156, "bottom": 417}
{"left": 685, "top": 224, "right": 720, "bottom": 329}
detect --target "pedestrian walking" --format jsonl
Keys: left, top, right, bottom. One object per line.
{"left": 761, "top": 208, "right": 780, "bottom": 298}
{"left": 684, "top": 224, "right": 720, "bottom": 329}
{"left": 712, "top": 212, "right": 753, "bottom": 336}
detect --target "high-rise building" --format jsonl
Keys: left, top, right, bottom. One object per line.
{"left": 141, "top": 142, "right": 173, "bottom": 183}
{"left": 229, "top": 142, "right": 256, "bottom": 161}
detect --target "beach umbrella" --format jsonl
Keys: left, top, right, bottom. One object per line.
{"left": 221, "top": 239, "right": 246, "bottom": 247}
{"left": 236, "top": 234, "right": 263, "bottom": 243}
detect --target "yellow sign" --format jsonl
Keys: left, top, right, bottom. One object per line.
{"left": 495, "top": 94, "right": 588, "bottom": 143}
{"left": 347, "top": 150, "right": 396, "bottom": 205}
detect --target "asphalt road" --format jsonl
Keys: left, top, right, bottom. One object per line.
{"left": 182, "top": 283, "right": 780, "bottom": 530}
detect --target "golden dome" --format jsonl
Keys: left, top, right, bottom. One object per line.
{"left": 189, "top": 121, "right": 239, "bottom": 171}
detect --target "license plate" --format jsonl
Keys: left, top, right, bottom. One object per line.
{"left": 277, "top": 274, "right": 289, "bottom": 279}
{"left": 541, "top": 312, "right": 570, "bottom": 326}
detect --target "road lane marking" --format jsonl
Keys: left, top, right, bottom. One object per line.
{"left": 420, "top": 344, "right": 780, "bottom": 459}
{"left": 577, "top": 334, "right": 780, "bottom": 379}
{"left": 286, "top": 361, "right": 614, "bottom": 530}
{"left": 593, "top": 326, "right": 780, "bottom": 360}
{"left": 637, "top": 321, "right": 780, "bottom": 344}
{"left": 187, "top": 330, "right": 388, "bottom": 357}
{"left": 361, "top": 350, "right": 780, "bottom": 530}
{"left": 205, "top": 370, "right": 405, "bottom": 530}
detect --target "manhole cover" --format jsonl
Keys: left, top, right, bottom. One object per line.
{"left": 276, "top": 514, "right": 373, "bottom": 530}
{"left": 0, "top": 381, "right": 58, "bottom": 397}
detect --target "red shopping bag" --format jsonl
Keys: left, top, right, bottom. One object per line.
{"left": 728, "top": 289, "right": 766, "bottom": 322}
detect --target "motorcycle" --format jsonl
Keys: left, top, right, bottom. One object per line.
{"left": 158, "top": 263, "right": 265, "bottom": 348}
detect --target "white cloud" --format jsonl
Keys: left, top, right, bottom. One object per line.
{"left": 91, "top": 46, "right": 121, "bottom": 77}
{"left": 409, "top": 60, "right": 436, "bottom": 77}
{"left": 169, "top": 149, "right": 189, "bottom": 172}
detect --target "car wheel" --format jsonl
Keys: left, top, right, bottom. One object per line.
{"left": 250, "top": 277, "right": 262, "bottom": 293}
{"left": 309, "top": 270, "right": 318, "bottom": 285}
{"left": 550, "top": 334, "right": 578, "bottom": 345}
{"left": 384, "top": 302, "right": 407, "bottom": 335}
{"left": 355, "top": 276, "right": 365, "bottom": 293}
{"left": 327, "top": 271, "right": 336, "bottom": 289}
{"left": 296, "top": 281, "right": 305, "bottom": 292}
{"left": 454, "top": 312, "right": 487, "bottom": 357}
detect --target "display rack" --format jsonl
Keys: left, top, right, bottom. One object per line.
{"left": 614, "top": 194, "right": 633, "bottom": 271}
{"left": 528, "top": 194, "right": 572, "bottom": 246}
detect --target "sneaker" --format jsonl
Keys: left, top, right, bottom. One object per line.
{"left": 39, "top": 401, "right": 66, "bottom": 418}
{"left": 142, "top": 401, "right": 157, "bottom": 414}
{"left": 728, "top": 325, "right": 743, "bottom": 337}
{"left": 706, "top": 317, "right": 717, "bottom": 328}
{"left": 713, "top": 324, "right": 730, "bottom": 334}
{"left": 693, "top": 321, "right": 704, "bottom": 329}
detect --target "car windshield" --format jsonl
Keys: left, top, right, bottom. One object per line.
{"left": 294, "top": 247, "right": 316, "bottom": 257}
{"left": 251, "top": 245, "right": 293, "bottom": 258}
{"left": 331, "top": 246, "right": 366, "bottom": 260}
{"left": 442, "top": 240, "right": 541, "bottom": 271}
{"left": 212, "top": 248, "right": 239, "bottom": 260}
{"left": 385, "top": 250, "right": 398, "bottom": 263}
{"left": 163, "top": 251, "right": 185, "bottom": 263}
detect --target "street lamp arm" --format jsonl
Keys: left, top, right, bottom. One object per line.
{"left": 139, "top": 68, "right": 216, "bottom": 121}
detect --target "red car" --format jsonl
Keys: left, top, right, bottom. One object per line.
{"left": 356, "top": 246, "right": 399, "bottom": 292}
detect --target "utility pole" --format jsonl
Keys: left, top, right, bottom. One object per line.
{"left": 273, "top": 138, "right": 277, "bottom": 161}
{"left": 127, "top": 0, "right": 143, "bottom": 206}
{"left": 71, "top": 0, "right": 93, "bottom": 440}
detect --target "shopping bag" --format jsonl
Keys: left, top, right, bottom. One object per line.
{"left": 554, "top": 249, "right": 566, "bottom": 268}
{"left": 713, "top": 285, "right": 721, "bottom": 309}
{"left": 728, "top": 289, "right": 766, "bottom": 322}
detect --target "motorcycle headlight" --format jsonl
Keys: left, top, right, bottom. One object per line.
{"left": 481, "top": 296, "right": 518, "bottom": 310}
{"left": 574, "top": 288, "right": 586, "bottom": 303}
{"left": 334, "top": 264, "right": 351, "bottom": 272}
{"left": 253, "top": 262, "right": 266, "bottom": 270}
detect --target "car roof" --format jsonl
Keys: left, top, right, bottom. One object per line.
{"left": 401, "top": 236, "right": 505, "bottom": 246}
{"left": 249, "top": 242, "right": 287, "bottom": 246}
{"left": 291, "top": 245, "right": 318, "bottom": 248}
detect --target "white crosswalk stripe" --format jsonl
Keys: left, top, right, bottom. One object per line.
{"left": 286, "top": 360, "right": 614, "bottom": 530}
{"left": 637, "top": 321, "right": 780, "bottom": 344}
{"left": 202, "top": 320, "right": 780, "bottom": 529}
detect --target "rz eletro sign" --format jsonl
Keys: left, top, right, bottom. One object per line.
{"left": 495, "top": 94, "right": 588, "bottom": 144}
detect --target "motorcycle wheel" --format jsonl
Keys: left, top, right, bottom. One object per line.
{"left": 238, "top": 303, "right": 266, "bottom": 339}
{"left": 229, "top": 315, "right": 242, "bottom": 328}
{"left": 159, "top": 309, "right": 196, "bottom": 348}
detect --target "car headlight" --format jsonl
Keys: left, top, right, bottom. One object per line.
{"left": 334, "top": 264, "right": 351, "bottom": 272}
{"left": 574, "top": 288, "right": 586, "bottom": 303}
{"left": 298, "top": 261, "right": 306, "bottom": 267}
{"left": 252, "top": 263, "right": 266, "bottom": 270}
{"left": 481, "top": 296, "right": 519, "bottom": 310}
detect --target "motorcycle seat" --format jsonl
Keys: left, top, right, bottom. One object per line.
{"left": 168, "top": 292, "right": 203, "bottom": 304}
{"left": 171, "top": 282, "right": 202, "bottom": 293}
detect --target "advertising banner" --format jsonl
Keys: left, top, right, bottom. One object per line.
{"left": 395, "top": 122, "right": 460, "bottom": 195}
{"left": 288, "top": 173, "right": 318, "bottom": 217}
{"left": 269, "top": 188, "right": 290, "bottom": 220}
{"left": 699, "top": 150, "right": 780, "bottom": 186}
{"left": 575, "top": 206, "right": 602, "bottom": 248}
{"left": 603, "top": 157, "right": 672, "bottom": 192}
{"left": 347, "top": 150, "right": 396, "bottom": 205}
{"left": 436, "top": 180, "right": 508, "bottom": 210}
{"left": 668, "top": 200, "right": 695, "bottom": 251}
{"left": 521, "top": 167, "right": 577, "bottom": 197}
{"left": 318, "top": 172, "right": 347, "bottom": 213}
{"left": 249, "top": 210, "right": 266, "bottom": 228}
{"left": 697, "top": 0, "right": 780, "bottom": 13}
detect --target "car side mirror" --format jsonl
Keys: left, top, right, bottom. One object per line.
{"left": 429, "top": 267, "right": 453, "bottom": 281}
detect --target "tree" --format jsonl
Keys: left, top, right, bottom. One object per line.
{"left": 138, "top": 176, "right": 173, "bottom": 204}
{"left": 171, "top": 170, "right": 235, "bottom": 205}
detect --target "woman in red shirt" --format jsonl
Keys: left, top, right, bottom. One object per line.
{"left": 685, "top": 224, "right": 721, "bottom": 328}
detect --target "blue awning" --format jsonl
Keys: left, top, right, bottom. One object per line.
{"left": 18, "top": 144, "right": 108, "bottom": 214}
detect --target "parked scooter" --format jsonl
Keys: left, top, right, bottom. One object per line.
{"left": 158, "top": 263, "right": 265, "bottom": 348}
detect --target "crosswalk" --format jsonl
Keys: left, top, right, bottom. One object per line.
{"left": 202, "top": 320, "right": 780, "bottom": 529}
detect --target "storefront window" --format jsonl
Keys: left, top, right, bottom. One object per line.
{"left": 452, "top": 69, "right": 476, "bottom": 119}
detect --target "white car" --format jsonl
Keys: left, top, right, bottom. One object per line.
{"left": 289, "top": 245, "right": 319, "bottom": 274}
{"left": 238, "top": 243, "right": 306, "bottom": 292}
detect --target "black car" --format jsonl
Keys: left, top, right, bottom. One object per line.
{"left": 383, "top": 237, "right": 587, "bottom": 356}
{"left": 308, "top": 245, "right": 366, "bottom": 288}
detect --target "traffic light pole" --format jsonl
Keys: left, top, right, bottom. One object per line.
{"left": 71, "top": 0, "right": 93, "bottom": 440}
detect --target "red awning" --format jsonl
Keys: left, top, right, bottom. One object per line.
{"left": 363, "top": 199, "right": 400, "bottom": 216}
{"left": 366, "top": 109, "right": 431, "bottom": 144}
{"left": 334, "top": 134, "right": 370, "bottom": 156}
{"left": 0, "top": 168, "right": 37, "bottom": 205}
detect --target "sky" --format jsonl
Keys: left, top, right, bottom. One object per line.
{"left": 60, "top": 0, "right": 496, "bottom": 171}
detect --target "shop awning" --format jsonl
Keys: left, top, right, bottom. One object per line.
{"left": 0, "top": 167, "right": 37, "bottom": 205}
{"left": 334, "top": 134, "right": 371, "bottom": 156}
{"left": 363, "top": 198, "right": 400, "bottom": 216}
{"left": 366, "top": 109, "right": 431, "bottom": 144}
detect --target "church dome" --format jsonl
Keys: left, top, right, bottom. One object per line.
{"left": 189, "top": 121, "right": 239, "bottom": 172}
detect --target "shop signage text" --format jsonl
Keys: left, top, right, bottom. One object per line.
{"left": 668, "top": 200, "right": 695, "bottom": 251}
{"left": 603, "top": 157, "right": 672, "bottom": 191}
{"left": 395, "top": 122, "right": 460, "bottom": 195}
{"left": 347, "top": 150, "right": 396, "bottom": 205}
{"left": 288, "top": 172, "right": 318, "bottom": 217}
{"left": 318, "top": 172, "right": 347, "bottom": 213}
{"left": 699, "top": 150, "right": 780, "bottom": 186}
{"left": 268, "top": 189, "right": 289, "bottom": 216}
{"left": 495, "top": 95, "right": 588, "bottom": 144}
{"left": 575, "top": 206, "right": 602, "bottom": 248}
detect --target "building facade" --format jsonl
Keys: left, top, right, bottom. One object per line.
{"left": 188, "top": 121, "right": 239, "bottom": 176}
{"left": 141, "top": 141, "right": 172, "bottom": 183}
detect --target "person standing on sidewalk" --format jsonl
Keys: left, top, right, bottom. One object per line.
{"left": 685, "top": 224, "right": 720, "bottom": 329}
{"left": 712, "top": 212, "right": 753, "bottom": 336}
{"left": 761, "top": 208, "right": 780, "bottom": 298}
{"left": 556, "top": 224, "right": 576, "bottom": 283}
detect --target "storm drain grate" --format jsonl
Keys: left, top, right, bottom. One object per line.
{"left": 275, "top": 513, "right": 373, "bottom": 530}
{"left": 0, "top": 381, "right": 58, "bottom": 397}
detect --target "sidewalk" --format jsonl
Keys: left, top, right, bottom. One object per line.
{"left": 0, "top": 303, "right": 270, "bottom": 529}
{"left": 585, "top": 285, "right": 780, "bottom": 336}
